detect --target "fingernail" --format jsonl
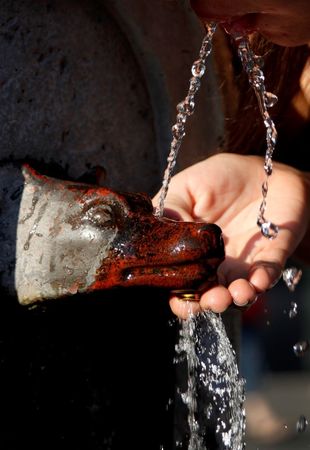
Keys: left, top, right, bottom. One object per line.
{"left": 250, "top": 262, "right": 283, "bottom": 290}
{"left": 233, "top": 298, "right": 249, "bottom": 307}
{"left": 266, "top": 267, "right": 283, "bottom": 289}
{"left": 232, "top": 295, "right": 259, "bottom": 311}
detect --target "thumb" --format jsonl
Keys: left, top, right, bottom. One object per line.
{"left": 152, "top": 195, "right": 194, "bottom": 222}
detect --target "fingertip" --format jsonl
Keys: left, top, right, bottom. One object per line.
{"left": 200, "top": 286, "right": 232, "bottom": 313}
{"left": 229, "top": 279, "right": 257, "bottom": 306}
{"left": 169, "top": 296, "right": 201, "bottom": 320}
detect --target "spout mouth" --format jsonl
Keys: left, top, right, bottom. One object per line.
{"left": 93, "top": 220, "right": 225, "bottom": 291}
{"left": 120, "top": 258, "right": 221, "bottom": 290}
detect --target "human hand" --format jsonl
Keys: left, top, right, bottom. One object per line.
{"left": 153, "top": 153, "right": 310, "bottom": 319}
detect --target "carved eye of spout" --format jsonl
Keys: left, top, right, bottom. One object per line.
{"left": 82, "top": 203, "right": 115, "bottom": 229}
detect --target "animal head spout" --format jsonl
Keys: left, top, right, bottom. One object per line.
{"left": 16, "top": 166, "right": 225, "bottom": 305}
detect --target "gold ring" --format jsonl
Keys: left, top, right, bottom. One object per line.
{"left": 171, "top": 290, "right": 200, "bottom": 301}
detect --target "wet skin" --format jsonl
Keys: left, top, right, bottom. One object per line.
{"left": 190, "top": 0, "right": 310, "bottom": 46}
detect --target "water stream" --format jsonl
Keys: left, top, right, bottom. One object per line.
{"left": 174, "top": 310, "right": 245, "bottom": 449}
{"left": 154, "top": 24, "right": 290, "bottom": 449}
{"left": 154, "top": 22, "right": 217, "bottom": 218}
{"left": 235, "top": 35, "right": 279, "bottom": 239}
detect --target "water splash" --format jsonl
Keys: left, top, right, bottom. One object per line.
{"left": 283, "top": 267, "right": 303, "bottom": 292}
{"left": 293, "top": 340, "right": 309, "bottom": 357}
{"left": 154, "top": 23, "right": 217, "bottom": 218}
{"left": 281, "top": 267, "right": 306, "bottom": 356}
{"left": 235, "top": 35, "right": 279, "bottom": 240}
{"left": 296, "top": 415, "right": 309, "bottom": 433}
{"left": 288, "top": 301, "right": 298, "bottom": 319}
{"left": 175, "top": 310, "right": 246, "bottom": 449}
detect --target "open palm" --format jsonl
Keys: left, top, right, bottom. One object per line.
{"left": 153, "top": 153, "right": 309, "bottom": 318}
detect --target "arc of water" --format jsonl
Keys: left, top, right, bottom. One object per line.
{"left": 154, "top": 25, "right": 285, "bottom": 450}
{"left": 154, "top": 22, "right": 217, "bottom": 218}
{"left": 235, "top": 36, "right": 279, "bottom": 239}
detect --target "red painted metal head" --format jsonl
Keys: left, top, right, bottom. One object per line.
{"left": 16, "top": 165, "right": 225, "bottom": 305}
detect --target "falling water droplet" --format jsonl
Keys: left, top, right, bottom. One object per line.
{"left": 264, "top": 159, "right": 273, "bottom": 176}
{"left": 176, "top": 112, "right": 187, "bottom": 124}
{"left": 235, "top": 36, "right": 279, "bottom": 238}
{"left": 296, "top": 415, "right": 308, "bottom": 433}
{"left": 293, "top": 340, "right": 309, "bottom": 357}
{"left": 189, "top": 76, "right": 201, "bottom": 94}
{"left": 177, "top": 96, "right": 195, "bottom": 116}
{"left": 260, "top": 221, "right": 279, "bottom": 239}
{"left": 262, "top": 180, "right": 268, "bottom": 196}
{"left": 199, "top": 40, "right": 212, "bottom": 59}
{"left": 172, "top": 123, "right": 185, "bottom": 140}
{"left": 265, "top": 91, "right": 278, "bottom": 108}
{"left": 253, "top": 54, "right": 264, "bottom": 68}
{"left": 168, "top": 318, "right": 176, "bottom": 327}
{"left": 283, "top": 267, "right": 302, "bottom": 292}
{"left": 288, "top": 301, "right": 298, "bottom": 319}
{"left": 191, "top": 60, "right": 206, "bottom": 78}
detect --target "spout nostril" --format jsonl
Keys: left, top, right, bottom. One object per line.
{"left": 198, "top": 223, "right": 224, "bottom": 242}
{"left": 195, "top": 223, "right": 225, "bottom": 258}
{"left": 198, "top": 223, "right": 222, "bottom": 234}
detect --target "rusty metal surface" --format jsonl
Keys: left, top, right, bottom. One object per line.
{"left": 16, "top": 165, "right": 224, "bottom": 304}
